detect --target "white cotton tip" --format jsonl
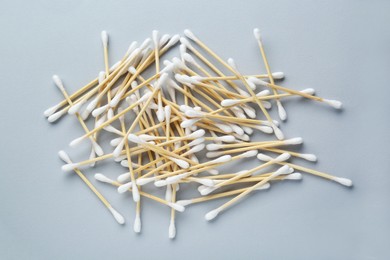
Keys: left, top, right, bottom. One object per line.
{"left": 285, "top": 173, "right": 303, "bottom": 180}
{"left": 188, "top": 137, "right": 204, "bottom": 147}
{"left": 134, "top": 215, "right": 141, "bottom": 233}
{"left": 176, "top": 200, "right": 192, "bottom": 207}
{"left": 283, "top": 137, "right": 303, "bottom": 145}
{"left": 206, "top": 143, "right": 222, "bottom": 151}
{"left": 273, "top": 165, "right": 291, "bottom": 177}
{"left": 156, "top": 107, "right": 165, "bottom": 122}
{"left": 58, "top": 150, "right": 72, "bottom": 164}
{"left": 117, "top": 172, "right": 130, "bottom": 183}
{"left": 139, "top": 38, "right": 152, "bottom": 51}
{"left": 47, "top": 109, "right": 67, "bottom": 123}
{"left": 253, "top": 125, "right": 272, "bottom": 134}
{"left": 184, "top": 29, "right": 198, "bottom": 41}
{"left": 257, "top": 153, "right": 273, "bottom": 161}
{"left": 239, "top": 150, "right": 258, "bottom": 158}
{"left": 227, "top": 58, "right": 236, "bottom": 69}
{"left": 205, "top": 209, "right": 220, "bottom": 221}
{"left": 138, "top": 134, "right": 156, "bottom": 142}
{"left": 159, "top": 34, "right": 170, "bottom": 47}
{"left": 101, "top": 30, "right": 109, "bottom": 48}
{"left": 89, "top": 149, "right": 96, "bottom": 167}
{"left": 169, "top": 220, "right": 176, "bottom": 239}
{"left": 182, "top": 53, "right": 197, "bottom": 65}
{"left": 272, "top": 72, "right": 285, "bottom": 79}
{"left": 215, "top": 123, "right": 233, "bottom": 133}
{"left": 110, "top": 88, "right": 126, "bottom": 107}
{"left": 164, "top": 106, "right": 171, "bottom": 120}
{"left": 210, "top": 155, "right": 232, "bottom": 164}
{"left": 156, "top": 73, "right": 169, "bottom": 89}
{"left": 299, "top": 153, "right": 317, "bottom": 162}
{"left": 253, "top": 28, "right": 261, "bottom": 41}
{"left": 117, "top": 182, "right": 132, "bottom": 194}
{"left": 108, "top": 207, "right": 125, "bottom": 225}
{"left": 187, "top": 144, "right": 205, "bottom": 154}
{"left": 193, "top": 178, "right": 216, "bottom": 187}
{"left": 200, "top": 186, "right": 217, "bottom": 196}
{"left": 94, "top": 173, "right": 114, "bottom": 184}
{"left": 255, "top": 89, "right": 271, "bottom": 97}
{"left": 237, "top": 88, "right": 250, "bottom": 97}
{"left": 52, "top": 75, "right": 64, "bottom": 91}
{"left": 272, "top": 124, "right": 284, "bottom": 140}
{"left": 152, "top": 30, "right": 159, "bottom": 47}
{"left": 91, "top": 104, "right": 108, "bottom": 117}
{"left": 128, "top": 66, "right": 137, "bottom": 74}
{"left": 98, "top": 71, "right": 106, "bottom": 84}
{"left": 61, "top": 163, "right": 78, "bottom": 172}
{"left": 250, "top": 78, "right": 269, "bottom": 86}
{"left": 242, "top": 126, "right": 254, "bottom": 135}
{"left": 216, "top": 135, "right": 236, "bottom": 143}
{"left": 185, "top": 110, "right": 204, "bottom": 118}
{"left": 136, "top": 177, "right": 155, "bottom": 186}
{"left": 262, "top": 101, "right": 272, "bottom": 109}
{"left": 110, "top": 137, "right": 123, "bottom": 147}
{"left": 207, "top": 169, "right": 219, "bottom": 175}
{"left": 275, "top": 153, "right": 291, "bottom": 162}
{"left": 231, "top": 107, "right": 247, "bottom": 119}
{"left": 165, "top": 34, "right": 180, "bottom": 48}
{"left": 229, "top": 124, "right": 244, "bottom": 136}
{"left": 191, "top": 154, "right": 199, "bottom": 164}
{"left": 103, "top": 125, "right": 122, "bottom": 136}
{"left": 206, "top": 151, "right": 223, "bottom": 158}
{"left": 105, "top": 108, "right": 115, "bottom": 120}
{"left": 333, "top": 177, "right": 353, "bottom": 187}
{"left": 188, "top": 129, "right": 206, "bottom": 139}
{"left": 86, "top": 96, "right": 100, "bottom": 112}
{"left": 168, "top": 203, "right": 185, "bottom": 212}
{"left": 242, "top": 105, "right": 256, "bottom": 118}
{"left": 221, "top": 99, "right": 241, "bottom": 107}
{"left": 276, "top": 101, "right": 287, "bottom": 121}
{"left": 113, "top": 139, "right": 125, "bottom": 158}
{"left": 234, "top": 133, "right": 250, "bottom": 142}
{"left": 44, "top": 104, "right": 60, "bottom": 117}
{"left": 166, "top": 173, "right": 188, "bottom": 185}
{"left": 323, "top": 99, "right": 343, "bottom": 109}
{"left": 181, "top": 118, "right": 199, "bottom": 128}
{"left": 154, "top": 179, "right": 167, "bottom": 187}
{"left": 127, "top": 134, "right": 144, "bottom": 144}
{"left": 169, "top": 157, "right": 190, "bottom": 169}
{"left": 132, "top": 183, "right": 140, "bottom": 202}
{"left": 68, "top": 99, "right": 86, "bottom": 115}
{"left": 246, "top": 79, "right": 257, "bottom": 90}
{"left": 69, "top": 136, "right": 85, "bottom": 147}
{"left": 256, "top": 182, "right": 271, "bottom": 190}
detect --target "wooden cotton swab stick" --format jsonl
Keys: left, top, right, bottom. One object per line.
{"left": 257, "top": 153, "right": 352, "bottom": 186}
{"left": 253, "top": 28, "right": 287, "bottom": 121}
{"left": 94, "top": 174, "right": 185, "bottom": 212}
{"left": 205, "top": 165, "right": 291, "bottom": 221}
{"left": 58, "top": 151, "right": 125, "bottom": 224}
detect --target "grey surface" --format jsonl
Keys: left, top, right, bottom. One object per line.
{"left": 0, "top": 0, "right": 389, "bottom": 259}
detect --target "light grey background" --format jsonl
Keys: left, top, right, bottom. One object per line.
{"left": 0, "top": 0, "right": 389, "bottom": 259}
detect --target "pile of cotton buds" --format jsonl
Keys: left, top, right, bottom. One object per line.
{"left": 44, "top": 29, "right": 351, "bottom": 239}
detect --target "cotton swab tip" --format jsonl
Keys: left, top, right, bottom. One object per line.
{"left": 285, "top": 173, "right": 303, "bottom": 180}
{"left": 300, "top": 153, "right": 317, "bottom": 162}
{"left": 101, "top": 30, "right": 108, "bottom": 47}
{"left": 61, "top": 163, "right": 78, "bottom": 172}
{"left": 323, "top": 99, "right": 343, "bottom": 109}
{"left": 94, "top": 173, "right": 114, "bottom": 184}
{"left": 108, "top": 206, "right": 125, "bottom": 225}
{"left": 333, "top": 177, "right": 353, "bottom": 187}
{"left": 58, "top": 150, "right": 71, "bottom": 164}
{"left": 169, "top": 202, "right": 185, "bottom": 212}
{"left": 117, "top": 182, "right": 132, "bottom": 194}
{"left": 184, "top": 29, "right": 197, "bottom": 41}
{"left": 253, "top": 28, "right": 261, "bottom": 40}
{"left": 134, "top": 215, "right": 141, "bottom": 233}
{"left": 272, "top": 72, "right": 284, "bottom": 79}
{"left": 205, "top": 209, "right": 220, "bottom": 221}
{"left": 169, "top": 220, "right": 176, "bottom": 239}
